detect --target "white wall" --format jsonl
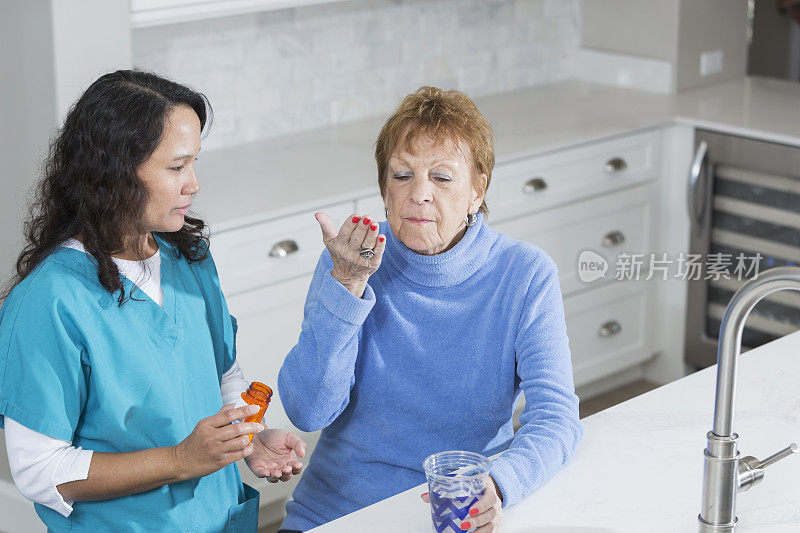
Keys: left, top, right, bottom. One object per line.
{"left": 0, "top": 0, "right": 57, "bottom": 298}
{"left": 50, "top": 0, "right": 132, "bottom": 124}
{"left": 0, "top": 0, "right": 132, "bottom": 292}
{"left": 133, "top": 0, "right": 582, "bottom": 152}
{"left": 581, "top": 0, "right": 680, "bottom": 62}
{"left": 0, "top": 1, "right": 131, "bottom": 516}
{"left": 675, "top": 0, "right": 748, "bottom": 90}
{"left": 579, "top": 0, "right": 749, "bottom": 92}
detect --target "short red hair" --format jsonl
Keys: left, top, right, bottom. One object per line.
{"left": 375, "top": 86, "right": 494, "bottom": 214}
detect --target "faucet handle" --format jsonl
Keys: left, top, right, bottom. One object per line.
{"left": 758, "top": 443, "right": 799, "bottom": 468}
{"left": 738, "top": 443, "right": 798, "bottom": 492}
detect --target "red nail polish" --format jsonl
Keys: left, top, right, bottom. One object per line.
{"left": 469, "top": 507, "right": 479, "bottom": 516}
{"left": 370, "top": 224, "right": 377, "bottom": 231}
{"left": 363, "top": 218, "right": 371, "bottom": 225}
{"left": 421, "top": 492, "right": 428, "bottom": 496}
{"left": 460, "top": 522, "right": 471, "bottom": 530}
{"left": 351, "top": 216, "right": 360, "bottom": 223}
{"left": 379, "top": 236, "right": 385, "bottom": 243}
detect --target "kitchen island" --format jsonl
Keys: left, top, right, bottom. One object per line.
{"left": 309, "top": 329, "right": 800, "bottom": 533}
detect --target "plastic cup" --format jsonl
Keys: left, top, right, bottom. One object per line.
{"left": 423, "top": 450, "right": 491, "bottom": 533}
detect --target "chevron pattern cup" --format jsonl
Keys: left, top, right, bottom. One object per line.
{"left": 423, "top": 451, "right": 491, "bottom": 533}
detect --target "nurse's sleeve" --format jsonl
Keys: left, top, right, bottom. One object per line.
{"left": 489, "top": 255, "right": 583, "bottom": 508}
{"left": 220, "top": 359, "right": 248, "bottom": 406}
{"left": 4, "top": 417, "right": 92, "bottom": 517}
{"left": 0, "top": 289, "right": 89, "bottom": 442}
{"left": 278, "top": 250, "right": 374, "bottom": 432}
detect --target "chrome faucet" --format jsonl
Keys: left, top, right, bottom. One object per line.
{"left": 699, "top": 266, "right": 799, "bottom": 532}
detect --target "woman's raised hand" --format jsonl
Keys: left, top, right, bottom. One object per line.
{"left": 172, "top": 404, "right": 264, "bottom": 480}
{"left": 315, "top": 212, "right": 386, "bottom": 298}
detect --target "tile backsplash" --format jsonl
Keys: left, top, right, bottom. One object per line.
{"left": 133, "top": 0, "right": 580, "bottom": 151}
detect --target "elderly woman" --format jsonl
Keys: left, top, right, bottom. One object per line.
{"left": 278, "top": 87, "right": 583, "bottom": 532}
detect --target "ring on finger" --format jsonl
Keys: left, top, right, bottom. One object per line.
{"left": 359, "top": 248, "right": 375, "bottom": 259}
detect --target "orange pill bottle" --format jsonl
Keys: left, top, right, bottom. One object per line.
{"left": 232, "top": 382, "right": 273, "bottom": 442}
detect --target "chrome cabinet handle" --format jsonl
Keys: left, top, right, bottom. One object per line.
{"left": 598, "top": 320, "right": 622, "bottom": 338}
{"left": 687, "top": 140, "right": 709, "bottom": 228}
{"left": 522, "top": 178, "right": 547, "bottom": 194}
{"left": 269, "top": 239, "right": 299, "bottom": 258}
{"left": 604, "top": 157, "right": 627, "bottom": 173}
{"left": 602, "top": 230, "right": 625, "bottom": 247}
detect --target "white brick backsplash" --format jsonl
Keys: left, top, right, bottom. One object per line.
{"left": 132, "top": 0, "right": 580, "bottom": 151}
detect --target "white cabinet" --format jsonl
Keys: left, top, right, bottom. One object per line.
{"left": 492, "top": 186, "right": 652, "bottom": 297}
{"left": 488, "top": 130, "right": 660, "bottom": 223}
{"left": 489, "top": 130, "right": 660, "bottom": 386}
{"left": 226, "top": 275, "right": 321, "bottom": 515}
{"left": 563, "top": 280, "right": 653, "bottom": 387}
{"left": 492, "top": 184, "right": 657, "bottom": 386}
{"left": 130, "top": 0, "right": 350, "bottom": 28}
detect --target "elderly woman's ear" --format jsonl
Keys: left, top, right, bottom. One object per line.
{"left": 471, "top": 173, "right": 488, "bottom": 213}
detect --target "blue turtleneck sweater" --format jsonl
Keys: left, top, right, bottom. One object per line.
{"left": 278, "top": 214, "right": 582, "bottom": 531}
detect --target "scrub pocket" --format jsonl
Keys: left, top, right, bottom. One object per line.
{"left": 225, "top": 483, "right": 260, "bottom": 533}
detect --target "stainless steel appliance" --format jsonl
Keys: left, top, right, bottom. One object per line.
{"left": 685, "top": 129, "right": 800, "bottom": 369}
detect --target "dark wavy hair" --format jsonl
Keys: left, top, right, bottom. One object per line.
{"left": 5, "top": 70, "right": 213, "bottom": 305}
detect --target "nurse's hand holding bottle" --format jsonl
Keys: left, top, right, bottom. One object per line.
{"left": 175, "top": 403, "right": 304, "bottom": 483}
{"left": 58, "top": 404, "right": 262, "bottom": 502}
{"left": 173, "top": 404, "right": 265, "bottom": 479}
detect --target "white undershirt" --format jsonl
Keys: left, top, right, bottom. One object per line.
{"left": 4, "top": 239, "right": 249, "bottom": 516}
{"left": 62, "top": 238, "right": 165, "bottom": 306}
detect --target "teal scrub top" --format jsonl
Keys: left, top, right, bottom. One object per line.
{"left": 0, "top": 236, "right": 259, "bottom": 532}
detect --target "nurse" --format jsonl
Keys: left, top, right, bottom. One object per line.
{"left": 0, "top": 70, "right": 305, "bottom": 532}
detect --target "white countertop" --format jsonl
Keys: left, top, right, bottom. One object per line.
{"left": 309, "top": 329, "right": 800, "bottom": 533}
{"left": 194, "top": 76, "right": 800, "bottom": 231}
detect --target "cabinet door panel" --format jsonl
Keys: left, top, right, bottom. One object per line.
{"left": 563, "top": 281, "right": 652, "bottom": 387}
{"left": 488, "top": 130, "right": 660, "bottom": 222}
{"left": 492, "top": 186, "right": 652, "bottom": 297}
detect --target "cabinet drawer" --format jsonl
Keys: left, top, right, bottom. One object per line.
{"left": 487, "top": 129, "right": 660, "bottom": 221}
{"left": 492, "top": 186, "right": 652, "bottom": 297}
{"left": 211, "top": 202, "right": 353, "bottom": 295}
{"left": 563, "top": 281, "right": 652, "bottom": 387}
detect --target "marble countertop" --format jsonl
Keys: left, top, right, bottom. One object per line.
{"left": 309, "top": 329, "right": 800, "bottom": 533}
{"left": 194, "top": 76, "right": 800, "bottom": 231}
